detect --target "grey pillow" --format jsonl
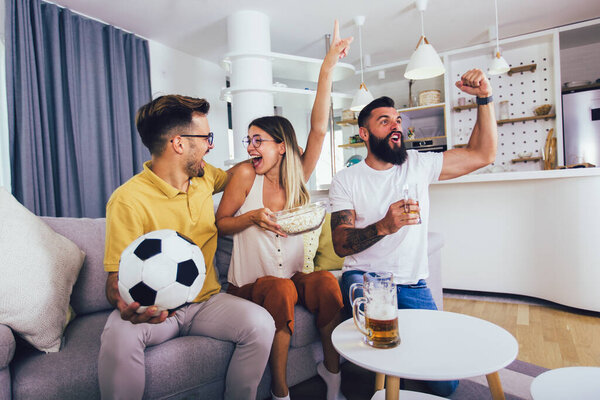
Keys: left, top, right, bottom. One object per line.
{"left": 0, "top": 187, "right": 85, "bottom": 352}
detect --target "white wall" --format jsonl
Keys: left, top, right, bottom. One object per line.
{"left": 149, "top": 41, "right": 230, "bottom": 170}
{"left": 0, "top": 0, "right": 11, "bottom": 191}
{"left": 560, "top": 42, "right": 600, "bottom": 85}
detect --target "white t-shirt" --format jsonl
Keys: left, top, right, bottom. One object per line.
{"left": 329, "top": 150, "right": 443, "bottom": 284}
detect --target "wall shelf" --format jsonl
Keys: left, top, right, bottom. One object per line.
{"left": 561, "top": 82, "right": 600, "bottom": 93}
{"left": 452, "top": 104, "right": 477, "bottom": 112}
{"left": 220, "top": 86, "right": 352, "bottom": 109}
{"left": 454, "top": 143, "right": 468, "bottom": 148}
{"left": 507, "top": 63, "right": 537, "bottom": 76}
{"left": 337, "top": 118, "right": 358, "bottom": 126}
{"left": 221, "top": 51, "right": 355, "bottom": 82}
{"left": 497, "top": 114, "right": 556, "bottom": 125}
{"left": 338, "top": 142, "right": 365, "bottom": 148}
{"left": 557, "top": 163, "right": 596, "bottom": 169}
{"left": 511, "top": 156, "right": 542, "bottom": 163}
{"left": 405, "top": 135, "right": 446, "bottom": 143}
{"left": 398, "top": 103, "right": 445, "bottom": 118}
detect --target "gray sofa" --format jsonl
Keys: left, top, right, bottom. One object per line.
{"left": 0, "top": 216, "right": 444, "bottom": 400}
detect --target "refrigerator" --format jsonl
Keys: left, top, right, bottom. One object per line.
{"left": 562, "top": 87, "right": 600, "bottom": 166}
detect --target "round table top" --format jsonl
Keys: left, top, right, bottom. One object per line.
{"left": 332, "top": 309, "right": 518, "bottom": 381}
{"left": 530, "top": 367, "right": 600, "bottom": 399}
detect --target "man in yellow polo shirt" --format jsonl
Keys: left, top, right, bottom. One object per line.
{"left": 98, "top": 95, "right": 275, "bottom": 400}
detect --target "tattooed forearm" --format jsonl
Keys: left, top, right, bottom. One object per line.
{"left": 341, "top": 224, "right": 383, "bottom": 254}
{"left": 331, "top": 210, "right": 384, "bottom": 256}
{"left": 331, "top": 210, "right": 354, "bottom": 230}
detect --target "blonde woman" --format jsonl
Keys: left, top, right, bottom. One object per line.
{"left": 216, "top": 21, "right": 351, "bottom": 400}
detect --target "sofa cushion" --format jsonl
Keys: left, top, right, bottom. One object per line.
{"left": 0, "top": 188, "right": 85, "bottom": 353}
{"left": 214, "top": 236, "right": 233, "bottom": 287}
{"left": 0, "top": 324, "right": 15, "bottom": 369}
{"left": 144, "top": 335, "right": 234, "bottom": 399}
{"left": 290, "top": 305, "right": 320, "bottom": 348}
{"left": 42, "top": 217, "right": 113, "bottom": 315}
{"left": 11, "top": 311, "right": 236, "bottom": 400}
{"left": 11, "top": 312, "right": 109, "bottom": 399}
{"left": 314, "top": 213, "right": 344, "bottom": 271}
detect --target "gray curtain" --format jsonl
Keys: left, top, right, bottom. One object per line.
{"left": 5, "top": 0, "right": 151, "bottom": 217}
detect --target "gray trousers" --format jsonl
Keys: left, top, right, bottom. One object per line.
{"left": 98, "top": 292, "right": 275, "bottom": 400}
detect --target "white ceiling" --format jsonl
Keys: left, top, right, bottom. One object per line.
{"left": 49, "top": 0, "right": 600, "bottom": 73}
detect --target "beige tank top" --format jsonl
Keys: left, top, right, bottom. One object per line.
{"left": 227, "top": 174, "right": 304, "bottom": 287}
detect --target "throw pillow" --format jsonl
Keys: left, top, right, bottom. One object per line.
{"left": 314, "top": 213, "right": 345, "bottom": 271}
{"left": 302, "top": 224, "right": 322, "bottom": 273}
{"left": 0, "top": 187, "right": 85, "bottom": 352}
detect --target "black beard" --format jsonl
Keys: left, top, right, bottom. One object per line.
{"left": 368, "top": 130, "right": 408, "bottom": 165}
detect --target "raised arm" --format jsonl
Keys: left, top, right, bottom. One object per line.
{"left": 301, "top": 20, "right": 353, "bottom": 181}
{"left": 439, "top": 69, "right": 497, "bottom": 181}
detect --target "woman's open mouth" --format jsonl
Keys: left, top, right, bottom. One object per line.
{"left": 250, "top": 155, "right": 262, "bottom": 168}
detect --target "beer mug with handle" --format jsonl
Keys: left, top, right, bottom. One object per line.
{"left": 350, "top": 271, "right": 400, "bottom": 348}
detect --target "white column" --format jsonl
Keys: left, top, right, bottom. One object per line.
{"left": 227, "top": 10, "right": 274, "bottom": 162}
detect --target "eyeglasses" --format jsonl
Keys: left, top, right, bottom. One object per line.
{"left": 177, "top": 132, "right": 214, "bottom": 146}
{"left": 242, "top": 136, "right": 279, "bottom": 148}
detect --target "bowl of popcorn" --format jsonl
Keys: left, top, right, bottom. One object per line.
{"left": 273, "top": 201, "right": 327, "bottom": 235}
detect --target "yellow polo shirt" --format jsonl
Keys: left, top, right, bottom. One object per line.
{"left": 104, "top": 161, "right": 228, "bottom": 303}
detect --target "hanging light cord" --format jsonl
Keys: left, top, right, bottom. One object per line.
{"left": 358, "top": 24, "right": 365, "bottom": 84}
{"left": 494, "top": 0, "right": 500, "bottom": 53}
{"left": 420, "top": 10, "right": 425, "bottom": 38}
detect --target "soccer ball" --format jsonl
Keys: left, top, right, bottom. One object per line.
{"left": 118, "top": 229, "right": 206, "bottom": 316}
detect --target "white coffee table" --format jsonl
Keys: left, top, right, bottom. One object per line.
{"left": 530, "top": 367, "right": 600, "bottom": 399}
{"left": 332, "top": 309, "right": 518, "bottom": 400}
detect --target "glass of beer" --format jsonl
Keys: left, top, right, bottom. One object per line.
{"left": 402, "top": 183, "right": 421, "bottom": 224}
{"left": 350, "top": 272, "right": 400, "bottom": 348}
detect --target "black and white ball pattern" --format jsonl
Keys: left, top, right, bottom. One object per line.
{"left": 118, "top": 229, "right": 206, "bottom": 316}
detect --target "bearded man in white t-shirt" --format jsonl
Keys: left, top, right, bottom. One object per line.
{"left": 329, "top": 69, "right": 496, "bottom": 397}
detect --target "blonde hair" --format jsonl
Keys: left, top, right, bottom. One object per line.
{"left": 248, "top": 116, "right": 310, "bottom": 209}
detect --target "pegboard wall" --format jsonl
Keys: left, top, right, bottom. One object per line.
{"left": 449, "top": 36, "right": 557, "bottom": 173}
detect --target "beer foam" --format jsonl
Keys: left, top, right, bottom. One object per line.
{"left": 366, "top": 302, "right": 396, "bottom": 320}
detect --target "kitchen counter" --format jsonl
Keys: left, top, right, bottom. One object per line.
{"left": 429, "top": 169, "right": 600, "bottom": 312}
{"left": 433, "top": 166, "right": 600, "bottom": 184}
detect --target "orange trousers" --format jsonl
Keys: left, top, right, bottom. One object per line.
{"left": 227, "top": 271, "right": 343, "bottom": 334}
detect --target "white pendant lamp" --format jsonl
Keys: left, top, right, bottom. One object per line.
{"left": 404, "top": 0, "right": 445, "bottom": 80}
{"left": 350, "top": 16, "right": 374, "bottom": 112}
{"left": 488, "top": 0, "right": 510, "bottom": 75}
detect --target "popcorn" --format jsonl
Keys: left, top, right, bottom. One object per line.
{"left": 274, "top": 201, "right": 326, "bottom": 235}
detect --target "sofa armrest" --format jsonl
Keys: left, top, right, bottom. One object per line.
{"left": 0, "top": 324, "right": 16, "bottom": 369}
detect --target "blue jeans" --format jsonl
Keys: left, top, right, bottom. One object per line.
{"left": 340, "top": 270, "right": 459, "bottom": 397}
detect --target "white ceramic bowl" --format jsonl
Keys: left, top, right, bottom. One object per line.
{"left": 273, "top": 201, "right": 327, "bottom": 235}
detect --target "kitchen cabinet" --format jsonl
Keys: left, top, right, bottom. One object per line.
{"left": 400, "top": 103, "right": 446, "bottom": 152}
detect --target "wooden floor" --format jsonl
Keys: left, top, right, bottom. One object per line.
{"left": 443, "top": 297, "right": 600, "bottom": 369}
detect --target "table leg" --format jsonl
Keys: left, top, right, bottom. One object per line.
{"left": 486, "top": 371, "right": 506, "bottom": 400}
{"left": 385, "top": 375, "right": 400, "bottom": 400}
{"left": 375, "top": 372, "right": 385, "bottom": 391}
